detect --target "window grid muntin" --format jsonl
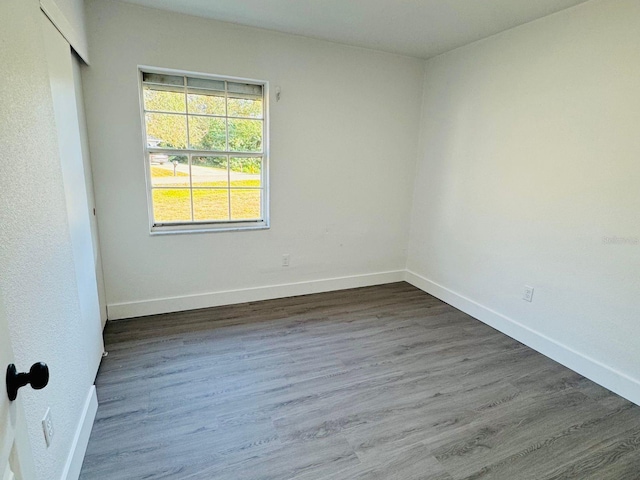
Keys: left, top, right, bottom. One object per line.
{"left": 142, "top": 70, "right": 266, "bottom": 228}
{"left": 145, "top": 110, "right": 263, "bottom": 121}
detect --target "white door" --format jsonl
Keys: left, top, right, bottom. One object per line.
{"left": 40, "top": 12, "right": 103, "bottom": 335}
{"left": 0, "top": 296, "right": 36, "bottom": 480}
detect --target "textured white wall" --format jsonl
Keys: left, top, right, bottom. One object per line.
{"left": 408, "top": 0, "right": 640, "bottom": 394}
{"left": 0, "top": 0, "right": 103, "bottom": 478}
{"left": 82, "top": 0, "right": 424, "bottom": 314}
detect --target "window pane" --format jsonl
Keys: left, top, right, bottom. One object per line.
{"left": 141, "top": 71, "right": 267, "bottom": 229}
{"left": 228, "top": 119, "right": 262, "bottom": 152}
{"left": 227, "top": 96, "right": 263, "bottom": 118}
{"left": 188, "top": 92, "right": 225, "bottom": 116}
{"left": 187, "top": 77, "right": 225, "bottom": 92}
{"left": 188, "top": 116, "right": 226, "bottom": 151}
{"left": 143, "top": 72, "right": 184, "bottom": 87}
{"left": 144, "top": 86, "right": 185, "bottom": 113}
{"left": 227, "top": 82, "right": 262, "bottom": 96}
{"left": 229, "top": 157, "right": 261, "bottom": 187}
{"left": 192, "top": 156, "right": 228, "bottom": 188}
{"left": 152, "top": 189, "right": 192, "bottom": 223}
{"left": 150, "top": 155, "right": 189, "bottom": 187}
{"left": 145, "top": 113, "right": 187, "bottom": 149}
{"left": 230, "top": 189, "right": 261, "bottom": 220}
{"left": 193, "top": 189, "right": 230, "bottom": 221}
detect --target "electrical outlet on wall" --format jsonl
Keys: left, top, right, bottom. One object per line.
{"left": 42, "top": 408, "right": 54, "bottom": 447}
{"left": 282, "top": 254, "right": 290, "bottom": 267}
{"left": 523, "top": 285, "right": 534, "bottom": 302}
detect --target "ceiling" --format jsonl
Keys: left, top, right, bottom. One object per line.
{"left": 119, "top": 0, "right": 591, "bottom": 59}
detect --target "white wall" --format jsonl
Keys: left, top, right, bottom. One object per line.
{"left": 82, "top": 0, "right": 425, "bottom": 318}
{"left": 0, "top": 0, "right": 103, "bottom": 478}
{"left": 408, "top": 0, "right": 640, "bottom": 402}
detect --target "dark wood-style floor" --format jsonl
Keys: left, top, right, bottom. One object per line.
{"left": 80, "top": 283, "right": 640, "bottom": 479}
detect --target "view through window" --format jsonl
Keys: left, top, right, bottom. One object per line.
{"left": 141, "top": 70, "right": 268, "bottom": 231}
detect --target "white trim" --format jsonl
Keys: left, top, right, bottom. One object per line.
{"left": 107, "top": 270, "right": 405, "bottom": 320}
{"left": 150, "top": 221, "right": 269, "bottom": 235}
{"left": 39, "top": 0, "right": 89, "bottom": 63}
{"left": 404, "top": 270, "right": 640, "bottom": 406}
{"left": 60, "top": 386, "right": 98, "bottom": 480}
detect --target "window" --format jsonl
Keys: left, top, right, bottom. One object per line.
{"left": 140, "top": 68, "right": 268, "bottom": 233}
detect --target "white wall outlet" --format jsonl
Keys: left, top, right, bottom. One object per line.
{"left": 282, "top": 254, "right": 290, "bottom": 267}
{"left": 42, "top": 408, "right": 54, "bottom": 447}
{"left": 523, "top": 285, "right": 534, "bottom": 302}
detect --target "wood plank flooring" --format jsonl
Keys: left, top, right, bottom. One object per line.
{"left": 79, "top": 282, "right": 640, "bottom": 479}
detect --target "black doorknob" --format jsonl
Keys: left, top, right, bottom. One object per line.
{"left": 6, "top": 363, "right": 49, "bottom": 401}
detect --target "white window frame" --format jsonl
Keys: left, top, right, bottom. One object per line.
{"left": 138, "top": 66, "right": 270, "bottom": 234}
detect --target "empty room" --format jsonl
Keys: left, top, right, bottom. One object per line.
{"left": 1, "top": 0, "right": 639, "bottom": 479}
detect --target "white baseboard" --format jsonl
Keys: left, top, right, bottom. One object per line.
{"left": 61, "top": 386, "right": 98, "bottom": 480}
{"left": 107, "top": 270, "right": 405, "bottom": 320}
{"left": 404, "top": 270, "right": 640, "bottom": 406}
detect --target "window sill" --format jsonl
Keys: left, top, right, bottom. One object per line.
{"left": 150, "top": 221, "right": 269, "bottom": 235}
